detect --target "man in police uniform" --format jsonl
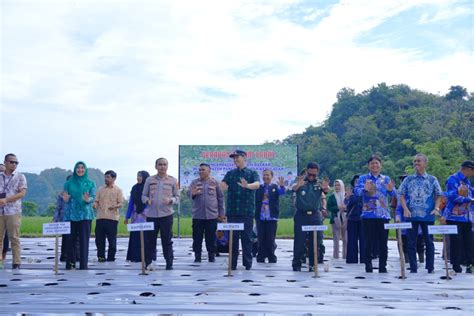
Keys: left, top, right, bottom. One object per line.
{"left": 291, "top": 162, "right": 328, "bottom": 272}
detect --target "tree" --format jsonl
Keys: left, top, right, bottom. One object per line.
{"left": 22, "top": 201, "right": 39, "bottom": 217}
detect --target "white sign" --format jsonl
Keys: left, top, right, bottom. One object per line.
{"left": 384, "top": 223, "right": 413, "bottom": 230}
{"left": 217, "top": 223, "right": 244, "bottom": 231}
{"left": 127, "top": 222, "right": 155, "bottom": 232}
{"left": 302, "top": 225, "right": 328, "bottom": 232}
{"left": 428, "top": 225, "right": 458, "bottom": 235}
{"left": 43, "top": 222, "right": 71, "bottom": 235}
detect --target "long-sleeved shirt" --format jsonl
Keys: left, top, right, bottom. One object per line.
{"left": 188, "top": 177, "right": 224, "bottom": 220}
{"left": 64, "top": 184, "right": 96, "bottom": 222}
{"left": 398, "top": 173, "right": 442, "bottom": 222}
{"left": 52, "top": 194, "right": 66, "bottom": 222}
{"left": 354, "top": 173, "right": 396, "bottom": 220}
{"left": 142, "top": 174, "right": 179, "bottom": 218}
{"left": 95, "top": 184, "right": 124, "bottom": 221}
{"left": 442, "top": 171, "right": 473, "bottom": 222}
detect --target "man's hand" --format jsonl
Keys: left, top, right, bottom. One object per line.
{"left": 191, "top": 185, "right": 203, "bottom": 196}
{"left": 218, "top": 215, "right": 227, "bottom": 222}
{"left": 386, "top": 179, "right": 395, "bottom": 192}
{"left": 364, "top": 180, "right": 376, "bottom": 195}
{"left": 220, "top": 182, "right": 228, "bottom": 191}
{"left": 403, "top": 208, "right": 411, "bottom": 218}
{"left": 430, "top": 208, "right": 441, "bottom": 216}
{"left": 322, "top": 178, "right": 329, "bottom": 190}
{"left": 439, "top": 216, "right": 447, "bottom": 225}
{"left": 62, "top": 192, "right": 70, "bottom": 203}
{"left": 238, "top": 178, "right": 249, "bottom": 189}
{"left": 277, "top": 176, "right": 285, "bottom": 187}
{"left": 0, "top": 199, "right": 6, "bottom": 207}
{"left": 162, "top": 198, "right": 173, "bottom": 205}
{"left": 395, "top": 215, "right": 401, "bottom": 223}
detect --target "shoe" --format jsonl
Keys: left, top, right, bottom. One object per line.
{"left": 410, "top": 270, "right": 417, "bottom": 273}
{"left": 12, "top": 264, "right": 21, "bottom": 269}
{"left": 166, "top": 262, "right": 173, "bottom": 270}
{"left": 106, "top": 258, "right": 115, "bottom": 262}
{"left": 245, "top": 266, "right": 251, "bottom": 270}
{"left": 145, "top": 264, "right": 154, "bottom": 271}
{"left": 194, "top": 253, "right": 201, "bottom": 263}
{"left": 256, "top": 258, "right": 265, "bottom": 263}
{"left": 194, "top": 257, "right": 201, "bottom": 263}
{"left": 208, "top": 253, "right": 215, "bottom": 263}
{"left": 308, "top": 266, "right": 314, "bottom": 272}
{"left": 98, "top": 257, "right": 106, "bottom": 263}
{"left": 379, "top": 267, "right": 388, "bottom": 273}
{"left": 365, "top": 262, "right": 373, "bottom": 273}
{"left": 292, "top": 266, "right": 301, "bottom": 272}
{"left": 428, "top": 269, "right": 434, "bottom": 274}
{"left": 65, "top": 262, "right": 76, "bottom": 270}
{"left": 466, "top": 265, "right": 472, "bottom": 274}
{"left": 269, "top": 259, "right": 277, "bottom": 263}
{"left": 453, "top": 265, "right": 462, "bottom": 273}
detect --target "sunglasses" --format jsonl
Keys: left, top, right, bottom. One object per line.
{"left": 8, "top": 160, "right": 19, "bottom": 165}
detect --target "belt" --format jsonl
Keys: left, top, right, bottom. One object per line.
{"left": 300, "top": 210, "right": 317, "bottom": 215}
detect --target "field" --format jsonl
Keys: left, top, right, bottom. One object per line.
{"left": 20, "top": 216, "right": 400, "bottom": 239}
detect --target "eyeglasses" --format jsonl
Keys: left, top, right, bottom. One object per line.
{"left": 7, "top": 160, "right": 19, "bottom": 165}
{"left": 307, "top": 173, "right": 317, "bottom": 177}
{"left": 413, "top": 160, "right": 423, "bottom": 163}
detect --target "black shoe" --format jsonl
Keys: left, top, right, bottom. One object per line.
{"left": 256, "top": 258, "right": 265, "bottom": 263}
{"left": 106, "top": 258, "right": 115, "bottom": 262}
{"left": 308, "top": 266, "right": 314, "bottom": 272}
{"left": 410, "top": 270, "right": 417, "bottom": 273}
{"left": 66, "top": 262, "right": 76, "bottom": 270}
{"left": 292, "top": 266, "right": 301, "bottom": 272}
{"left": 269, "top": 259, "right": 277, "bottom": 263}
{"left": 453, "top": 265, "right": 462, "bottom": 273}
{"left": 12, "top": 264, "right": 21, "bottom": 269}
{"left": 208, "top": 253, "right": 215, "bottom": 263}
{"left": 194, "top": 253, "right": 201, "bottom": 263}
{"left": 428, "top": 269, "right": 434, "bottom": 274}
{"left": 98, "top": 257, "right": 106, "bottom": 263}
{"left": 166, "top": 263, "right": 173, "bottom": 270}
{"left": 466, "top": 265, "right": 472, "bottom": 274}
{"left": 245, "top": 266, "right": 251, "bottom": 270}
{"left": 365, "top": 263, "right": 373, "bottom": 273}
{"left": 379, "top": 267, "right": 387, "bottom": 273}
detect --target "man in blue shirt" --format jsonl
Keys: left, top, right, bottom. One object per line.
{"left": 441, "top": 160, "right": 474, "bottom": 273}
{"left": 354, "top": 154, "right": 396, "bottom": 273}
{"left": 398, "top": 154, "right": 442, "bottom": 274}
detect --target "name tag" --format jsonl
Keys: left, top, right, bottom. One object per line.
{"left": 217, "top": 223, "right": 244, "bottom": 230}
{"left": 127, "top": 222, "right": 155, "bottom": 232}
{"left": 384, "top": 223, "right": 413, "bottom": 230}
{"left": 43, "top": 222, "right": 71, "bottom": 235}
{"left": 302, "top": 225, "right": 328, "bottom": 232}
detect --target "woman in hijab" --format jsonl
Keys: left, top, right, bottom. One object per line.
{"left": 124, "top": 171, "right": 151, "bottom": 262}
{"left": 327, "top": 179, "right": 347, "bottom": 259}
{"left": 63, "top": 161, "right": 96, "bottom": 270}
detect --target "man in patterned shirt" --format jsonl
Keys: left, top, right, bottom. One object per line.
{"left": 398, "top": 154, "right": 442, "bottom": 274}
{"left": 0, "top": 154, "right": 27, "bottom": 269}
{"left": 221, "top": 149, "right": 260, "bottom": 270}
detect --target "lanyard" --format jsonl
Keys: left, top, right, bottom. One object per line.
{"left": 1, "top": 173, "right": 14, "bottom": 193}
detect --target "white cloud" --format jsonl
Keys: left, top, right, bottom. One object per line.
{"left": 1, "top": 0, "right": 472, "bottom": 191}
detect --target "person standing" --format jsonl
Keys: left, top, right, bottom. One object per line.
{"left": 255, "top": 169, "right": 285, "bottom": 263}
{"left": 0, "top": 163, "right": 9, "bottom": 262}
{"left": 93, "top": 170, "right": 124, "bottom": 263}
{"left": 221, "top": 150, "right": 260, "bottom": 271}
{"left": 398, "top": 154, "right": 442, "bottom": 274}
{"left": 188, "top": 163, "right": 225, "bottom": 263}
{"left": 0, "top": 154, "right": 27, "bottom": 269}
{"left": 63, "top": 161, "right": 96, "bottom": 270}
{"left": 142, "top": 158, "right": 179, "bottom": 270}
{"left": 327, "top": 179, "right": 347, "bottom": 259}
{"left": 440, "top": 160, "right": 474, "bottom": 273}
{"left": 291, "top": 162, "right": 328, "bottom": 272}
{"left": 354, "top": 155, "right": 396, "bottom": 273}
{"left": 345, "top": 175, "right": 365, "bottom": 264}
{"left": 125, "top": 170, "right": 151, "bottom": 262}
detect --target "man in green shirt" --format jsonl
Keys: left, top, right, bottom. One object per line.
{"left": 291, "top": 162, "right": 328, "bottom": 272}
{"left": 222, "top": 150, "right": 260, "bottom": 270}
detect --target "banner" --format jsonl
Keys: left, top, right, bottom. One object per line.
{"left": 178, "top": 145, "right": 298, "bottom": 189}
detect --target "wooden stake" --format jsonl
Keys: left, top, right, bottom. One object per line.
{"left": 313, "top": 231, "right": 319, "bottom": 278}
{"left": 227, "top": 229, "right": 234, "bottom": 277}
{"left": 54, "top": 234, "right": 59, "bottom": 275}
{"left": 140, "top": 230, "right": 147, "bottom": 275}
{"left": 397, "top": 229, "right": 406, "bottom": 279}
{"left": 443, "top": 235, "right": 450, "bottom": 280}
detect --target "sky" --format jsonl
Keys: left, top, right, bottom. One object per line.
{"left": 1, "top": 0, "right": 473, "bottom": 193}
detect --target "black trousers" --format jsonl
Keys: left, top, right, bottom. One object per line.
{"left": 227, "top": 215, "right": 253, "bottom": 269}
{"left": 407, "top": 221, "right": 433, "bottom": 272}
{"left": 362, "top": 218, "right": 389, "bottom": 269}
{"left": 67, "top": 220, "right": 91, "bottom": 269}
{"left": 256, "top": 219, "right": 278, "bottom": 262}
{"left": 346, "top": 220, "right": 365, "bottom": 263}
{"left": 192, "top": 218, "right": 217, "bottom": 255}
{"left": 448, "top": 221, "right": 473, "bottom": 268}
{"left": 292, "top": 211, "right": 323, "bottom": 268}
{"left": 95, "top": 219, "right": 118, "bottom": 261}
{"left": 145, "top": 215, "right": 173, "bottom": 266}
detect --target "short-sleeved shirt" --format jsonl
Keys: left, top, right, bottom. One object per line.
{"left": 0, "top": 171, "right": 28, "bottom": 216}
{"left": 95, "top": 185, "right": 124, "bottom": 221}
{"left": 442, "top": 171, "right": 473, "bottom": 222}
{"left": 398, "top": 173, "right": 442, "bottom": 221}
{"left": 223, "top": 167, "right": 260, "bottom": 216}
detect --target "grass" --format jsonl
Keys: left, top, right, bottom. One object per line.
{"left": 20, "top": 216, "right": 402, "bottom": 239}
